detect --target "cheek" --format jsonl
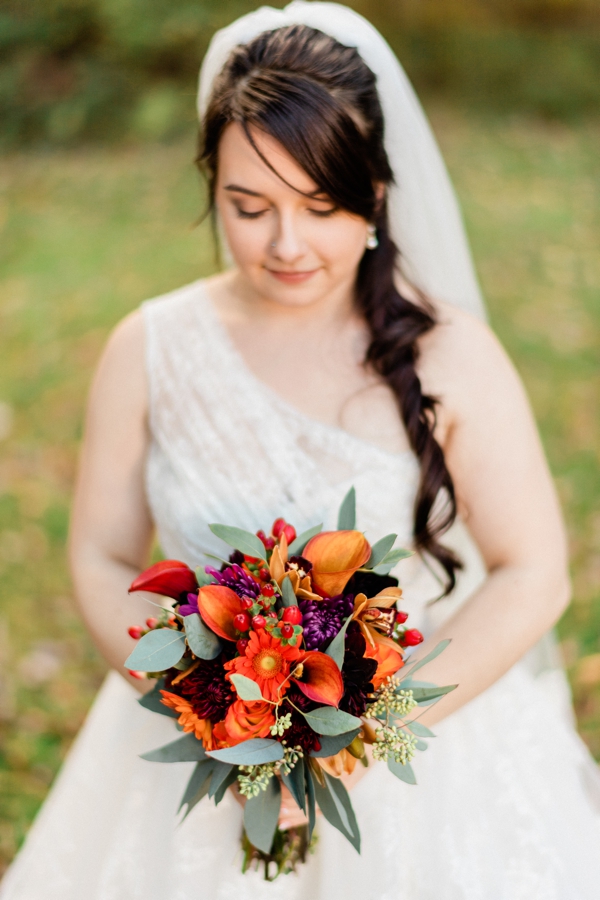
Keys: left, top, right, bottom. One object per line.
{"left": 219, "top": 209, "right": 269, "bottom": 268}
{"left": 317, "top": 219, "right": 367, "bottom": 271}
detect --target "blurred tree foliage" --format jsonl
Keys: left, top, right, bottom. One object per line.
{"left": 1, "top": 0, "right": 599, "bottom": 146}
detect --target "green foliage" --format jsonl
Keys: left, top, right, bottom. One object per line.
{"left": 2, "top": 0, "right": 600, "bottom": 148}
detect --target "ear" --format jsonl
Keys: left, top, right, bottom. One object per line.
{"left": 373, "top": 181, "right": 386, "bottom": 212}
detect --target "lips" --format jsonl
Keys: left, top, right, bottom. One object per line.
{"left": 267, "top": 268, "right": 319, "bottom": 283}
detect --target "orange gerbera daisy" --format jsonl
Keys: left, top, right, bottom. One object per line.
{"left": 160, "top": 690, "right": 216, "bottom": 750}
{"left": 225, "top": 629, "right": 301, "bottom": 702}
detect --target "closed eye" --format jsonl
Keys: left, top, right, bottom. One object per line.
{"left": 308, "top": 206, "right": 339, "bottom": 218}
{"left": 235, "top": 208, "right": 269, "bottom": 219}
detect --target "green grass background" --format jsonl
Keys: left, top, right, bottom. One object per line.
{"left": 0, "top": 108, "right": 599, "bottom": 874}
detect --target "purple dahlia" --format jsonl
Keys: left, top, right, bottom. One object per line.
{"left": 298, "top": 594, "right": 355, "bottom": 651}
{"left": 205, "top": 563, "right": 261, "bottom": 600}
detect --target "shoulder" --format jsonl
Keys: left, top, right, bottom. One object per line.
{"left": 91, "top": 309, "right": 147, "bottom": 419}
{"left": 416, "top": 300, "right": 526, "bottom": 441}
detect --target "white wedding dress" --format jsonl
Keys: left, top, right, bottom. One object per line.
{"left": 2, "top": 279, "right": 600, "bottom": 900}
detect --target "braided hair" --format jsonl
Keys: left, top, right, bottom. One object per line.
{"left": 198, "top": 24, "right": 462, "bottom": 594}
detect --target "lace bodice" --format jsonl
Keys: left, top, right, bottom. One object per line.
{"left": 142, "top": 278, "right": 487, "bottom": 637}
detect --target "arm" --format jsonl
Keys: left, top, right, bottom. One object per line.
{"left": 68, "top": 310, "right": 155, "bottom": 689}
{"left": 408, "top": 307, "right": 570, "bottom": 724}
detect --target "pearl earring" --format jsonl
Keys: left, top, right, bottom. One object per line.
{"left": 366, "top": 223, "right": 378, "bottom": 250}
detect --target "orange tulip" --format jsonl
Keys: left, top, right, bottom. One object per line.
{"left": 292, "top": 651, "right": 344, "bottom": 707}
{"left": 196, "top": 584, "right": 244, "bottom": 641}
{"left": 302, "top": 530, "right": 371, "bottom": 597}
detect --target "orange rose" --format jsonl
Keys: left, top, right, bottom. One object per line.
{"left": 303, "top": 530, "right": 371, "bottom": 597}
{"left": 364, "top": 641, "right": 404, "bottom": 690}
{"left": 223, "top": 699, "right": 276, "bottom": 744}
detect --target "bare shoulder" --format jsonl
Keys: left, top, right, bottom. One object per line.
{"left": 90, "top": 309, "right": 147, "bottom": 418}
{"left": 416, "top": 300, "right": 526, "bottom": 439}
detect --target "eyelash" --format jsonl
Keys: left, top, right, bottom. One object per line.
{"left": 234, "top": 206, "right": 339, "bottom": 220}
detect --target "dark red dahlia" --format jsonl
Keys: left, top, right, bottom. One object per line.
{"left": 175, "top": 655, "right": 235, "bottom": 724}
{"left": 298, "top": 594, "right": 354, "bottom": 651}
{"left": 282, "top": 685, "right": 322, "bottom": 754}
{"left": 340, "top": 627, "right": 377, "bottom": 718}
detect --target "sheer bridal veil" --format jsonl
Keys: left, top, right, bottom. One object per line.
{"left": 197, "top": 0, "right": 487, "bottom": 321}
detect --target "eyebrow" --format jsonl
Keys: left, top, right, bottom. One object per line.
{"left": 223, "top": 183, "right": 330, "bottom": 200}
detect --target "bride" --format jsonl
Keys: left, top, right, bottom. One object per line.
{"left": 2, "top": 2, "right": 600, "bottom": 898}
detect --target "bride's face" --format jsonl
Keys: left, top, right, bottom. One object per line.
{"left": 215, "top": 122, "right": 370, "bottom": 308}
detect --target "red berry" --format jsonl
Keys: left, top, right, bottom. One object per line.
{"left": 280, "top": 622, "right": 294, "bottom": 639}
{"left": 272, "top": 518, "right": 286, "bottom": 538}
{"left": 167, "top": 615, "right": 177, "bottom": 626}
{"left": 262, "top": 584, "right": 275, "bottom": 597}
{"left": 241, "top": 596, "right": 254, "bottom": 609}
{"left": 401, "top": 628, "right": 424, "bottom": 647}
{"left": 233, "top": 612, "right": 251, "bottom": 632}
{"left": 128, "top": 625, "right": 143, "bottom": 640}
{"left": 282, "top": 606, "right": 302, "bottom": 625}
{"left": 145, "top": 617, "right": 158, "bottom": 629}
{"left": 259, "top": 567, "right": 270, "bottom": 580}
{"left": 236, "top": 638, "right": 249, "bottom": 655}
{"left": 257, "top": 530, "right": 268, "bottom": 546}
{"left": 264, "top": 538, "right": 276, "bottom": 551}
{"left": 395, "top": 610, "right": 409, "bottom": 624}
{"left": 128, "top": 670, "right": 145, "bottom": 680}
{"left": 282, "top": 524, "right": 296, "bottom": 544}
{"left": 252, "top": 614, "right": 266, "bottom": 630}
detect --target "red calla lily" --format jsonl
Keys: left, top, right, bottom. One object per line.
{"left": 292, "top": 651, "right": 344, "bottom": 707}
{"left": 128, "top": 560, "right": 198, "bottom": 600}
{"left": 303, "top": 530, "right": 371, "bottom": 597}
{"left": 197, "top": 584, "right": 244, "bottom": 641}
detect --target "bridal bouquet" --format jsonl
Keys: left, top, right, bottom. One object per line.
{"left": 125, "top": 489, "right": 456, "bottom": 878}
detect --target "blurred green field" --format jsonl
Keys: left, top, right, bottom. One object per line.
{"left": 0, "top": 109, "right": 599, "bottom": 875}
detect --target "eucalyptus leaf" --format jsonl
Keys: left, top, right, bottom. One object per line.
{"left": 387, "top": 758, "right": 417, "bottom": 784}
{"left": 406, "top": 721, "right": 436, "bottom": 738}
{"left": 137, "top": 679, "right": 178, "bottom": 718}
{"left": 208, "top": 738, "right": 284, "bottom": 765}
{"left": 178, "top": 759, "right": 216, "bottom": 817}
{"left": 378, "top": 546, "right": 413, "bottom": 567}
{"left": 410, "top": 684, "right": 458, "bottom": 704}
{"left": 213, "top": 767, "right": 239, "bottom": 806}
{"left": 230, "top": 673, "right": 264, "bottom": 702}
{"left": 209, "top": 524, "right": 266, "bottom": 560}
{"left": 281, "top": 757, "right": 306, "bottom": 812}
{"left": 125, "top": 628, "right": 186, "bottom": 672}
{"left": 184, "top": 613, "right": 222, "bottom": 660}
{"left": 140, "top": 732, "right": 207, "bottom": 763}
{"left": 337, "top": 486, "right": 356, "bottom": 530}
{"left": 208, "top": 761, "right": 235, "bottom": 799}
{"left": 324, "top": 616, "right": 352, "bottom": 669}
{"left": 301, "top": 706, "right": 362, "bottom": 736}
{"left": 309, "top": 728, "right": 361, "bottom": 758}
{"left": 415, "top": 739, "right": 428, "bottom": 751}
{"left": 195, "top": 566, "right": 214, "bottom": 587}
{"left": 288, "top": 524, "right": 323, "bottom": 556}
{"left": 244, "top": 777, "right": 281, "bottom": 854}
{"left": 281, "top": 577, "right": 298, "bottom": 607}
{"left": 365, "top": 533, "right": 397, "bottom": 568}
{"left": 312, "top": 772, "right": 360, "bottom": 853}
{"left": 402, "top": 639, "right": 451, "bottom": 678}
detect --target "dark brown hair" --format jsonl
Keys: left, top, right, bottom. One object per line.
{"left": 197, "top": 25, "right": 462, "bottom": 594}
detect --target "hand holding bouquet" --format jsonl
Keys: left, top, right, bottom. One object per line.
{"left": 125, "top": 489, "right": 456, "bottom": 878}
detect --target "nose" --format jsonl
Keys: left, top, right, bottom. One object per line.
{"left": 270, "top": 211, "right": 305, "bottom": 263}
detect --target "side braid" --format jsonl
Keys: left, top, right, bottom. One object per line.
{"left": 356, "top": 210, "right": 462, "bottom": 594}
